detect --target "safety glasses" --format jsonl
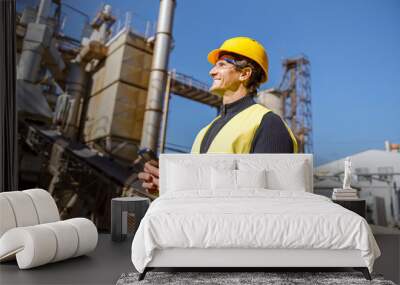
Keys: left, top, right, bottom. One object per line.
{"left": 214, "top": 57, "right": 238, "bottom": 69}
{"left": 222, "top": 57, "right": 237, "bottom": 65}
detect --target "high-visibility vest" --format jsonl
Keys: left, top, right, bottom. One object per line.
{"left": 191, "top": 104, "right": 298, "bottom": 154}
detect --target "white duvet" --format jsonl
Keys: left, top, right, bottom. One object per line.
{"left": 131, "top": 190, "right": 380, "bottom": 273}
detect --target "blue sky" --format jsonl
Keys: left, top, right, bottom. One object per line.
{"left": 20, "top": 0, "right": 400, "bottom": 165}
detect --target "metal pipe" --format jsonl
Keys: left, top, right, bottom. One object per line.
{"left": 63, "top": 62, "right": 87, "bottom": 141}
{"left": 36, "top": 0, "right": 53, "bottom": 24}
{"left": 159, "top": 71, "right": 172, "bottom": 154}
{"left": 18, "top": 0, "right": 53, "bottom": 82}
{"left": 140, "top": 0, "right": 176, "bottom": 151}
{"left": 17, "top": 40, "right": 44, "bottom": 83}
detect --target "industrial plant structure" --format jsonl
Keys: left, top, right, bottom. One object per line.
{"left": 15, "top": 0, "right": 313, "bottom": 230}
{"left": 257, "top": 56, "right": 313, "bottom": 154}
{"left": 314, "top": 148, "right": 400, "bottom": 228}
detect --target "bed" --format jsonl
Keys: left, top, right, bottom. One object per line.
{"left": 131, "top": 154, "right": 380, "bottom": 280}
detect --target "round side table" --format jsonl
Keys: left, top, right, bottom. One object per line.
{"left": 111, "top": 197, "right": 150, "bottom": 242}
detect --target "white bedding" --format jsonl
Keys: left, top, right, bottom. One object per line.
{"left": 131, "top": 190, "right": 380, "bottom": 273}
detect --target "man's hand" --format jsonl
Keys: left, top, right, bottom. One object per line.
{"left": 135, "top": 158, "right": 159, "bottom": 195}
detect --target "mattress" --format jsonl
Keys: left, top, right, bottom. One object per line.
{"left": 131, "top": 190, "right": 381, "bottom": 273}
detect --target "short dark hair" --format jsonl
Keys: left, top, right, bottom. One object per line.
{"left": 218, "top": 52, "right": 264, "bottom": 95}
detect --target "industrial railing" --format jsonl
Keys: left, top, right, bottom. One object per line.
{"left": 111, "top": 10, "right": 156, "bottom": 40}
{"left": 170, "top": 71, "right": 210, "bottom": 92}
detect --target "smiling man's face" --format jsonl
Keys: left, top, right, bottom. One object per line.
{"left": 209, "top": 55, "right": 242, "bottom": 96}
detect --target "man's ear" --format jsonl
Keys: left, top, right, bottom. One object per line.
{"left": 239, "top": 67, "right": 252, "bottom": 82}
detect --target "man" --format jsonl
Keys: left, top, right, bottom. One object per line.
{"left": 138, "top": 37, "right": 297, "bottom": 194}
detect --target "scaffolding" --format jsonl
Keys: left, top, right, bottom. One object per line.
{"left": 278, "top": 55, "right": 313, "bottom": 153}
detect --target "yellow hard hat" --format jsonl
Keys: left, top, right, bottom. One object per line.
{"left": 207, "top": 37, "right": 269, "bottom": 83}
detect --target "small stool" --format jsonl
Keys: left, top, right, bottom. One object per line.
{"left": 111, "top": 197, "right": 150, "bottom": 242}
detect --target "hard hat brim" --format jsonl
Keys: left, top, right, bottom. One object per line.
{"left": 207, "top": 48, "right": 268, "bottom": 83}
{"left": 207, "top": 49, "right": 222, "bottom": 65}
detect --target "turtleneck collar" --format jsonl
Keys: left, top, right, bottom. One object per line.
{"left": 219, "top": 94, "right": 256, "bottom": 117}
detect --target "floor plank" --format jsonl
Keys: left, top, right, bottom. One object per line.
{"left": 0, "top": 234, "right": 133, "bottom": 285}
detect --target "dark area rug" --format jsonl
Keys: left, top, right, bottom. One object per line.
{"left": 116, "top": 271, "right": 396, "bottom": 285}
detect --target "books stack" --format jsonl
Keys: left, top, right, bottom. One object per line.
{"left": 332, "top": 188, "right": 358, "bottom": 200}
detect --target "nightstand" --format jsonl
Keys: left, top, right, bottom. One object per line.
{"left": 111, "top": 197, "right": 150, "bottom": 242}
{"left": 332, "top": 199, "right": 366, "bottom": 218}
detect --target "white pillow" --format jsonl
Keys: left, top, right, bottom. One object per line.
{"left": 236, "top": 169, "right": 267, "bottom": 189}
{"left": 167, "top": 162, "right": 210, "bottom": 191}
{"left": 167, "top": 160, "right": 235, "bottom": 192}
{"left": 211, "top": 168, "right": 236, "bottom": 190}
{"left": 267, "top": 163, "right": 306, "bottom": 191}
{"left": 238, "top": 160, "right": 308, "bottom": 191}
{"left": 211, "top": 168, "right": 268, "bottom": 190}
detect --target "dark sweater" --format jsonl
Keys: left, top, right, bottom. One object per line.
{"left": 199, "top": 95, "right": 294, "bottom": 153}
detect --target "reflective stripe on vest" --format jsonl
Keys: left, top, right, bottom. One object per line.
{"left": 191, "top": 104, "right": 298, "bottom": 154}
